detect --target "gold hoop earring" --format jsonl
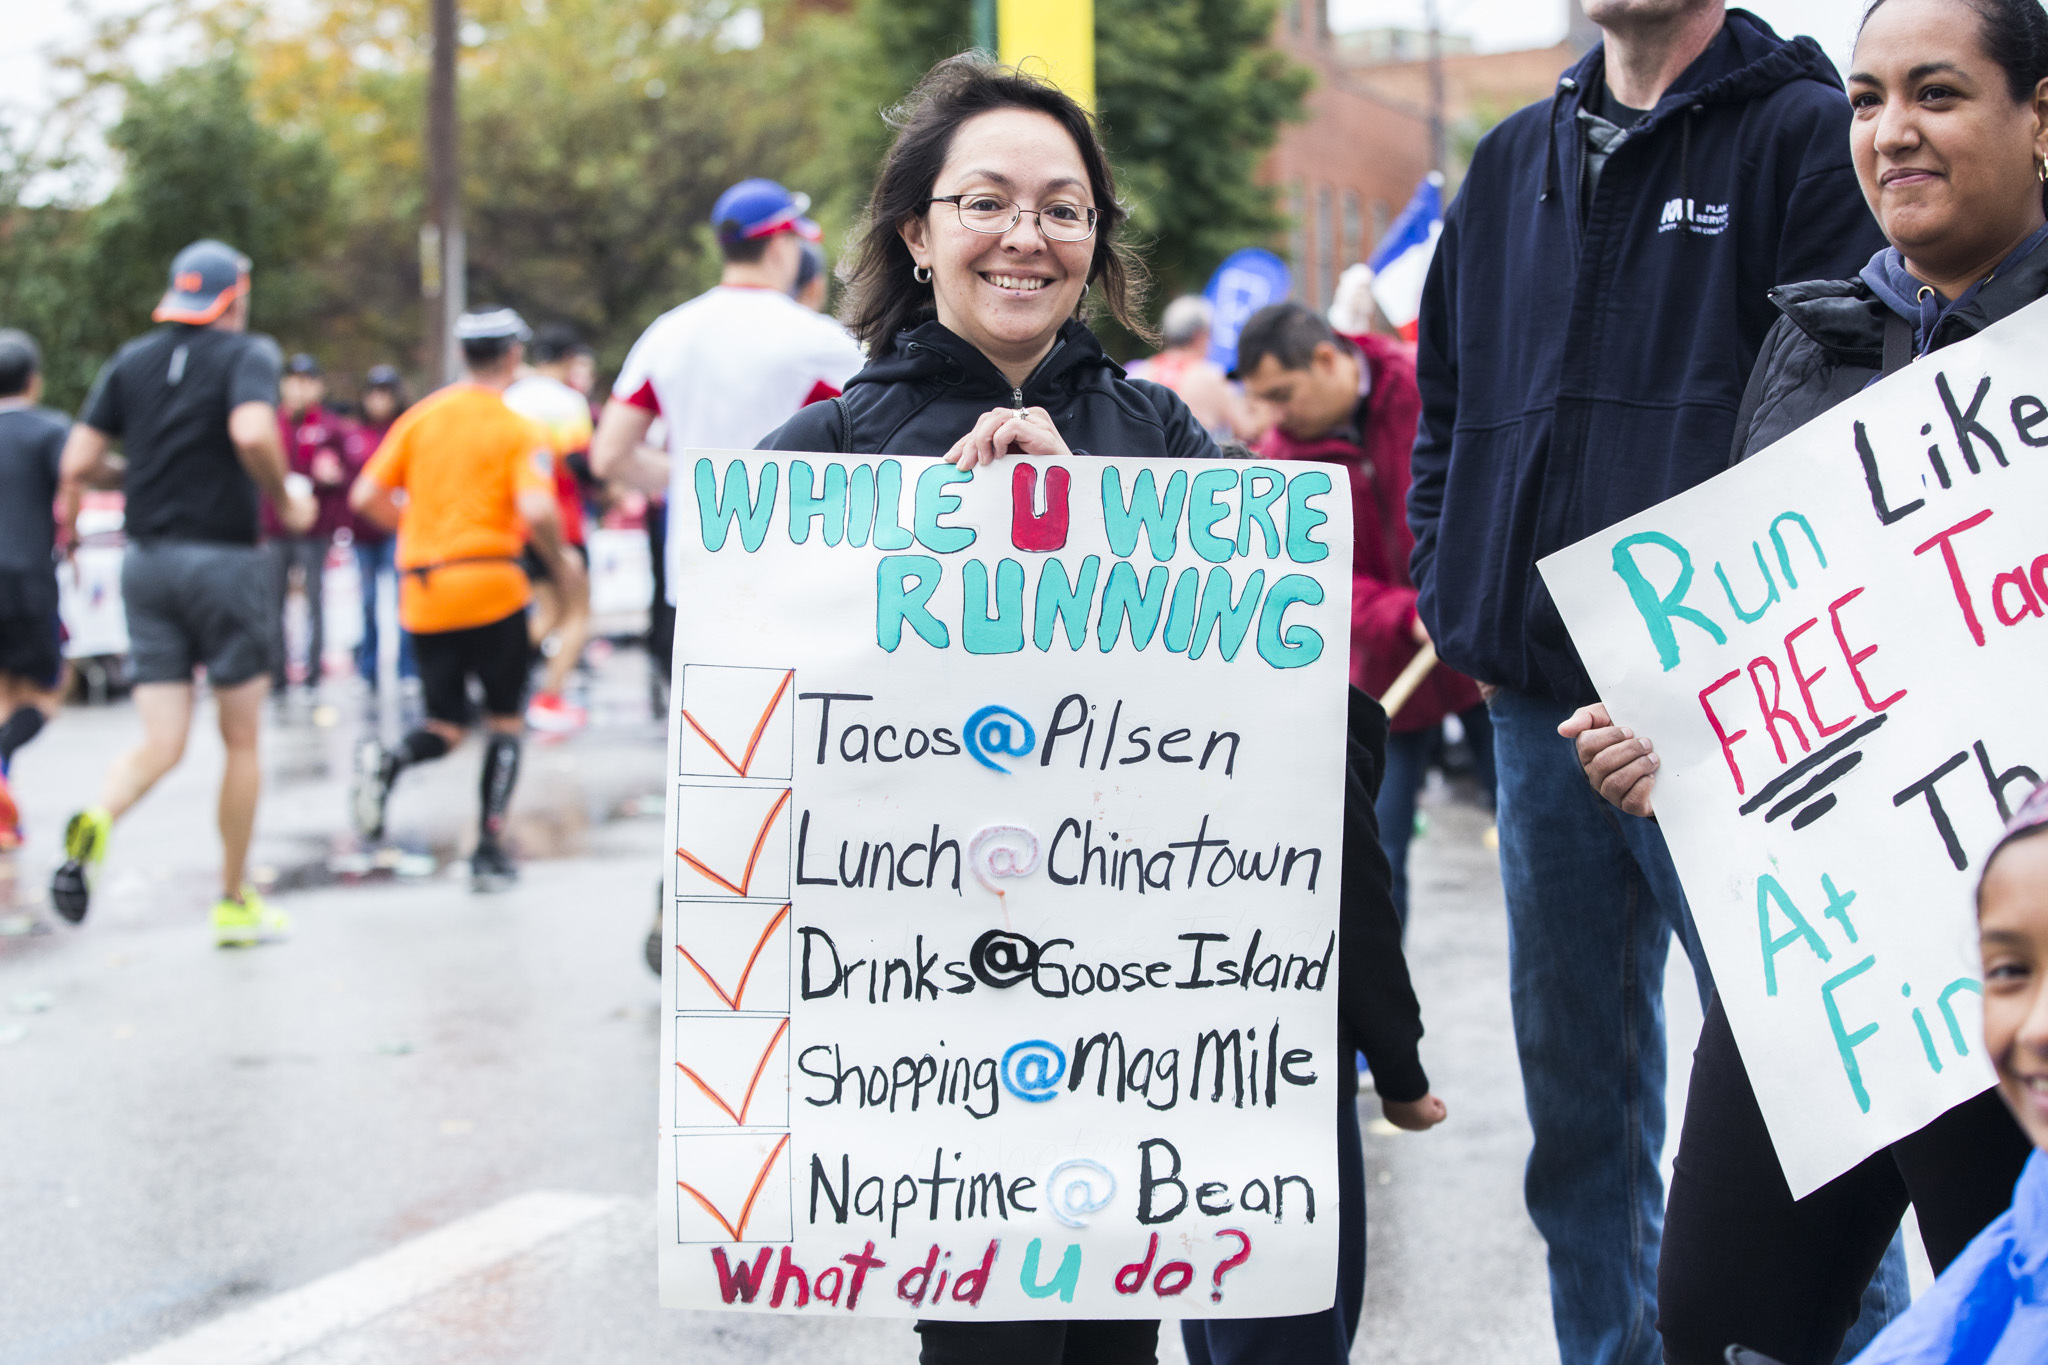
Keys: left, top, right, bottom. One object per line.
{"left": 2038, "top": 153, "right": 2048, "bottom": 184}
{"left": 913, "top": 264, "right": 933, "bottom": 284}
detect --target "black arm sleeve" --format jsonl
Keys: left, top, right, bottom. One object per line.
{"left": 1338, "top": 685, "right": 1430, "bottom": 1103}
{"left": 79, "top": 356, "right": 125, "bottom": 437}
{"left": 228, "top": 335, "right": 283, "bottom": 409}
{"left": 757, "top": 399, "right": 845, "bottom": 453}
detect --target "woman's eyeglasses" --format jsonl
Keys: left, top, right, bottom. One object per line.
{"left": 929, "top": 195, "right": 1098, "bottom": 242}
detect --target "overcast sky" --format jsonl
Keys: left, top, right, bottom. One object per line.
{"left": 3, "top": 0, "right": 1874, "bottom": 172}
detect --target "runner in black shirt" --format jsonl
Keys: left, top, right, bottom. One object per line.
{"left": 52, "top": 239, "right": 316, "bottom": 945}
{"left": 0, "top": 330, "right": 69, "bottom": 849}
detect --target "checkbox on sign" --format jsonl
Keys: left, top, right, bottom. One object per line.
{"left": 674, "top": 784, "right": 792, "bottom": 899}
{"left": 674, "top": 1131, "right": 792, "bottom": 1244}
{"left": 674, "top": 1014, "right": 792, "bottom": 1128}
{"left": 678, "top": 665, "right": 796, "bottom": 780}
{"left": 672, "top": 901, "right": 791, "bottom": 1012}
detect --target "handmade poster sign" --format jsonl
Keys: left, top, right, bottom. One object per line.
{"left": 1541, "top": 297, "right": 2048, "bottom": 1198}
{"left": 657, "top": 451, "right": 1353, "bottom": 1318}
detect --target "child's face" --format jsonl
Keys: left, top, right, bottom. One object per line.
{"left": 1980, "top": 834, "right": 2048, "bottom": 1148}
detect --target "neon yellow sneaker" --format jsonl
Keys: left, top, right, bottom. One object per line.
{"left": 211, "top": 889, "right": 291, "bottom": 948}
{"left": 51, "top": 806, "right": 112, "bottom": 924}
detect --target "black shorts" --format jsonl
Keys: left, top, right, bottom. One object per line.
{"left": 413, "top": 610, "right": 529, "bottom": 725}
{"left": 0, "top": 569, "right": 63, "bottom": 688}
{"left": 519, "top": 541, "right": 587, "bottom": 585}
{"left": 123, "top": 541, "right": 272, "bottom": 687}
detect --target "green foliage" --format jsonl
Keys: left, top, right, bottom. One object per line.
{"left": 0, "top": 0, "right": 1301, "bottom": 401}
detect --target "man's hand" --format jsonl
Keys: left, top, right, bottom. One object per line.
{"left": 311, "top": 450, "right": 346, "bottom": 486}
{"left": 1382, "top": 1093, "right": 1447, "bottom": 1132}
{"left": 1478, "top": 683, "right": 1500, "bottom": 702}
{"left": 282, "top": 489, "right": 319, "bottom": 534}
{"left": 945, "top": 406, "right": 1074, "bottom": 469}
{"left": 1560, "top": 703, "right": 1658, "bottom": 817}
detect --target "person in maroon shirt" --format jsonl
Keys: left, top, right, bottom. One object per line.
{"left": 263, "top": 353, "right": 352, "bottom": 701}
{"left": 1236, "top": 302, "right": 1493, "bottom": 924}
{"left": 344, "top": 366, "right": 414, "bottom": 690}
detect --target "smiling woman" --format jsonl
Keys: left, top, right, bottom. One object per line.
{"left": 758, "top": 57, "right": 1219, "bottom": 475}
{"left": 1562, "top": 2, "right": 2048, "bottom": 1362}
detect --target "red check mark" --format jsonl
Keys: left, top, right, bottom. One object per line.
{"left": 678, "top": 1132, "right": 791, "bottom": 1243}
{"left": 677, "top": 904, "right": 790, "bottom": 1010}
{"left": 676, "top": 1016, "right": 791, "bottom": 1125}
{"left": 677, "top": 789, "right": 790, "bottom": 896}
{"left": 683, "top": 670, "right": 794, "bottom": 777}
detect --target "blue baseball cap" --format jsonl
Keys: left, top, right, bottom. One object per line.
{"left": 154, "top": 239, "right": 250, "bottom": 325}
{"left": 711, "top": 179, "right": 822, "bottom": 246}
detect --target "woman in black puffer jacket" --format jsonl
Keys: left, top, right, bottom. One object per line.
{"left": 1570, "top": 1, "right": 2048, "bottom": 1361}
{"left": 764, "top": 53, "right": 1442, "bottom": 1365}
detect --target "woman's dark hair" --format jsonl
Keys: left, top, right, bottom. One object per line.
{"left": 1862, "top": 0, "right": 2048, "bottom": 102}
{"left": 842, "top": 55, "right": 1152, "bottom": 351}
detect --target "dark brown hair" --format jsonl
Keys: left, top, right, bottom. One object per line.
{"left": 841, "top": 55, "right": 1152, "bottom": 351}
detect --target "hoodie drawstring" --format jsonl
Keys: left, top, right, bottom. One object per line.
{"left": 1678, "top": 104, "right": 1703, "bottom": 225}
{"left": 1538, "top": 77, "right": 1577, "bottom": 204}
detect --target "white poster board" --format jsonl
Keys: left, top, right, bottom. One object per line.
{"left": 1540, "top": 298, "right": 2048, "bottom": 1196}
{"left": 658, "top": 451, "right": 1353, "bottom": 1318}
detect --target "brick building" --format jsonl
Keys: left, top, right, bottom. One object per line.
{"left": 1262, "top": 1, "right": 1593, "bottom": 309}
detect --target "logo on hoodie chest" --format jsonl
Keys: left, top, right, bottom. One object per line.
{"left": 1659, "top": 197, "right": 1730, "bottom": 236}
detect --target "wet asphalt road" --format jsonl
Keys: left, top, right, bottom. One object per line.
{"left": 0, "top": 646, "right": 1720, "bottom": 1364}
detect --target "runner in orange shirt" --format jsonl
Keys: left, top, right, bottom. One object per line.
{"left": 346, "top": 307, "right": 578, "bottom": 890}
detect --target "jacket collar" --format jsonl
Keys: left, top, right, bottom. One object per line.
{"left": 1559, "top": 9, "right": 1842, "bottom": 130}
{"left": 847, "top": 317, "right": 1119, "bottom": 405}
{"left": 1771, "top": 235, "right": 2048, "bottom": 366}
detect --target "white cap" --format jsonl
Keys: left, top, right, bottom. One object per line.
{"left": 454, "top": 307, "right": 532, "bottom": 342}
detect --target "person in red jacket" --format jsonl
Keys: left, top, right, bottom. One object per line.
{"left": 263, "top": 353, "right": 353, "bottom": 703}
{"left": 1236, "top": 301, "right": 1492, "bottom": 923}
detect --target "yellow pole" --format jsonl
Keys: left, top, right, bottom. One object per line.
{"left": 998, "top": 0, "right": 1095, "bottom": 111}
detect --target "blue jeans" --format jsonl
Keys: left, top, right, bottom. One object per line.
{"left": 1491, "top": 688, "right": 1712, "bottom": 1365}
{"left": 1375, "top": 704, "right": 1496, "bottom": 926}
{"left": 1182, "top": 1092, "right": 1363, "bottom": 1365}
{"left": 352, "top": 538, "right": 415, "bottom": 684}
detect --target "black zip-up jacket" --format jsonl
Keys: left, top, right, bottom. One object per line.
{"left": 1408, "top": 10, "right": 1887, "bottom": 705}
{"left": 1733, "top": 244, "right": 2048, "bottom": 461}
{"left": 761, "top": 317, "right": 1430, "bottom": 1103}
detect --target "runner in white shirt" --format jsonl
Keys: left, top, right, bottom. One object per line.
{"left": 590, "top": 178, "right": 864, "bottom": 603}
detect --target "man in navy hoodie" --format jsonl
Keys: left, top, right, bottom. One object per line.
{"left": 1407, "top": 5, "right": 1889, "bottom": 1363}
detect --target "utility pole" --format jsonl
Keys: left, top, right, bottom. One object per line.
{"left": 1424, "top": 0, "right": 1447, "bottom": 174}
{"left": 971, "top": 0, "right": 996, "bottom": 55}
{"left": 422, "top": 0, "right": 464, "bottom": 386}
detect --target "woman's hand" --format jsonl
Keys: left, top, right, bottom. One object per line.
{"left": 1381, "top": 1093, "right": 1447, "bottom": 1132}
{"left": 1560, "top": 703, "right": 1658, "bottom": 818}
{"left": 945, "top": 405, "right": 1073, "bottom": 469}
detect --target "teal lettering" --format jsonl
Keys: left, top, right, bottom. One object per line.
{"left": 1236, "top": 467, "right": 1285, "bottom": 559}
{"left": 846, "top": 464, "right": 876, "bottom": 547}
{"left": 1257, "top": 574, "right": 1325, "bottom": 668}
{"left": 962, "top": 558, "right": 1025, "bottom": 654}
{"left": 1187, "top": 469, "right": 1239, "bottom": 564}
{"left": 872, "top": 460, "right": 914, "bottom": 550}
{"left": 1097, "top": 561, "right": 1172, "bottom": 651}
{"left": 1912, "top": 1003, "right": 1944, "bottom": 1073}
{"left": 1019, "top": 1239, "right": 1080, "bottom": 1302}
{"left": 1820, "top": 874, "right": 1860, "bottom": 944}
{"left": 1191, "top": 567, "right": 1263, "bottom": 662}
{"left": 1032, "top": 556, "right": 1100, "bottom": 651}
{"left": 1770, "top": 512, "right": 1827, "bottom": 588}
{"left": 1611, "top": 531, "right": 1727, "bottom": 671}
{"left": 787, "top": 461, "right": 846, "bottom": 547}
{"left": 694, "top": 458, "right": 778, "bottom": 553}
{"left": 1821, "top": 955, "right": 1880, "bottom": 1113}
{"left": 876, "top": 555, "right": 948, "bottom": 652}
{"left": 1757, "top": 874, "right": 1832, "bottom": 996}
{"left": 1714, "top": 543, "right": 1780, "bottom": 624}
{"left": 1161, "top": 567, "right": 1202, "bottom": 653}
{"left": 914, "top": 463, "right": 976, "bottom": 553}
{"left": 1101, "top": 468, "right": 1187, "bottom": 561}
{"left": 1938, "top": 978, "right": 1982, "bottom": 1055}
{"left": 1283, "top": 471, "right": 1331, "bottom": 563}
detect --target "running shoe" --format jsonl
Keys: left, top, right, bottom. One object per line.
{"left": 524, "top": 692, "right": 587, "bottom": 735}
{"left": 50, "top": 807, "right": 111, "bottom": 924}
{"left": 470, "top": 839, "right": 519, "bottom": 893}
{"left": 0, "top": 771, "right": 21, "bottom": 851}
{"left": 211, "top": 889, "right": 291, "bottom": 947}
{"left": 350, "top": 739, "right": 398, "bottom": 841}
